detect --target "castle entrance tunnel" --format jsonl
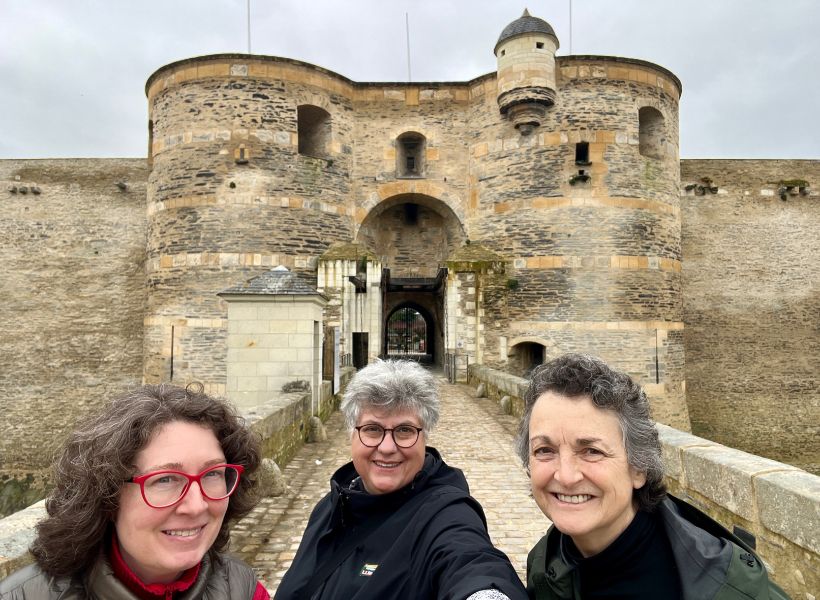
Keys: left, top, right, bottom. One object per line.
{"left": 357, "top": 194, "right": 464, "bottom": 367}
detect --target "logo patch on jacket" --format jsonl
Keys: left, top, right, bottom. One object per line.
{"left": 359, "top": 563, "right": 378, "bottom": 576}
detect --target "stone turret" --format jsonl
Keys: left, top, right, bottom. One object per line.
{"left": 494, "top": 9, "right": 559, "bottom": 134}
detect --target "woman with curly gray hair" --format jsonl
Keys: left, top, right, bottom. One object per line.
{"left": 0, "top": 383, "right": 269, "bottom": 599}
{"left": 519, "top": 353, "right": 787, "bottom": 600}
{"left": 275, "top": 359, "right": 527, "bottom": 600}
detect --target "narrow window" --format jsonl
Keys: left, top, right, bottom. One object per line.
{"left": 575, "top": 142, "right": 590, "bottom": 165}
{"left": 297, "top": 105, "right": 331, "bottom": 158}
{"left": 536, "top": 42, "right": 544, "bottom": 49}
{"left": 396, "top": 132, "right": 426, "bottom": 178}
{"left": 638, "top": 107, "right": 665, "bottom": 159}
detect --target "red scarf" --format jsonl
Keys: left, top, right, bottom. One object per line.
{"left": 110, "top": 535, "right": 200, "bottom": 600}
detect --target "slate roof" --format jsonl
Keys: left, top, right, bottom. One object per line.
{"left": 495, "top": 9, "right": 558, "bottom": 54}
{"left": 219, "top": 266, "right": 324, "bottom": 296}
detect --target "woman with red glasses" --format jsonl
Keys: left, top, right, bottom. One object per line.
{"left": 0, "top": 383, "right": 269, "bottom": 599}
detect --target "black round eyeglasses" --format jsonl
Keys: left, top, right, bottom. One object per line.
{"left": 354, "top": 424, "right": 423, "bottom": 448}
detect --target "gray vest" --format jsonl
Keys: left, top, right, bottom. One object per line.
{"left": 0, "top": 552, "right": 258, "bottom": 599}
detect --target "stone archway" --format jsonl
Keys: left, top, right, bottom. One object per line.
{"left": 356, "top": 193, "right": 465, "bottom": 278}
{"left": 357, "top": 193, "right": 465, "bottom": 367}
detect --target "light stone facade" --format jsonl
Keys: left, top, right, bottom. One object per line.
{"left": 0, "top": 12, "right": 817, "bottom": 515}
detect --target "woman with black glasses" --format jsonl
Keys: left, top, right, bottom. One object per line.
{"left": 0, "top": 383, "right": 269, "bottom": 599}
{"left": 274, "top": 359, "right": 527, "bottom": 600}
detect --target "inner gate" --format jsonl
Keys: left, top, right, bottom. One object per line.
{"left": 386, "top": 306, "right": 428, "bottom": 358}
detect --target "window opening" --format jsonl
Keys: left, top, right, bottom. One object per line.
{"left": 638, "top": 107, "right": 665, "bottom": 159}
{"left": 397, "top": 132, "right": 426, "bottom": 178}
{"left": 575, "top": 142, "right": 590, "bottom": 165}
{"left": 297, "top": 105, "right": 331, "bottom": 158}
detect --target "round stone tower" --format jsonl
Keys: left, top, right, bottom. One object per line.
{"left": 494, "top": 9, "right": 559, "bottom": 134}
{"left": 143, "top": 55, "right": 354, "bottom": 391}
{"left": 472, "top": 12, "right": 689, "bottom": 429}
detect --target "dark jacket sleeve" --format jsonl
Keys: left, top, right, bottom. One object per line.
{"left": 419, "top": 502, "right": 529, "bottom": 600}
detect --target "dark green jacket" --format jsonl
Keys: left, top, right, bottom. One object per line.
{"left": 526, "top": 495, "right": 790, "bottom": 600}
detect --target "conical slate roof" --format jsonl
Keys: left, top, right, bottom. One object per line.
{"left": 219, "top": 266, "right": 324, "bottom": 297}
{"left": 495, "top": 9, "right": 558, "bottom": 54}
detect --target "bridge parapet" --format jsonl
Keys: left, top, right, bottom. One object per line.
{"left": 468, "top": 364, "right": 819, "bottom": 599}
{"left": 0, "top": 368, "right": 354, "bottom": 580}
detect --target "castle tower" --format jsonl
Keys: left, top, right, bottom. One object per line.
{"left": 494, "top": 9, "right": 559, "bottom": 134}
{"left": 472, "top": 11, "right": 689, "bottom": 429}
{"left": 143, "top": 55, "right": 355, "bottom": 392}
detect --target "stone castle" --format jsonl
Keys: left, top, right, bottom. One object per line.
{"left": 1, "top": 10, "right": 818, "bottom": 511}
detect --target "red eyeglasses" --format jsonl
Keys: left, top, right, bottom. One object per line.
{"left": 130, "top": 464, "right": 244, "bottom": 508}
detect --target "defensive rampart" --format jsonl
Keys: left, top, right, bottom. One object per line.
{"left": 468, "top": 364, "right": 820, "bottom": 599}
{"left": 680, "top": 159, "right": 820, "bottom": 475}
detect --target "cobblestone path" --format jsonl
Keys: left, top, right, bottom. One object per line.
{"left": 231, "top": 375, "right": 549, "bottom": 595}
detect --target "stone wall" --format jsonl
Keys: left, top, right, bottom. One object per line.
{"left": 681, "top": 159, "right": 820, "bottom": 475}
{"left": 0, "top": 159, "right": 149, "bottom": 517}
{"left": 468, "top": 364, "right": 820, "bottom": 600}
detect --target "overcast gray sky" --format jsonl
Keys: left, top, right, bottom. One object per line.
{"left": 1, "top": 0, "right": 818, "bottom": 159}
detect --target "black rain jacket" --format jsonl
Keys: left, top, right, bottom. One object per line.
{"left": 274, "top": 447, "right": 528, "bottom": 600}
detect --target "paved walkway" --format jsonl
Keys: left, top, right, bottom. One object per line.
{"left": 231, "top": 374, "right": 549, "bottom": 595}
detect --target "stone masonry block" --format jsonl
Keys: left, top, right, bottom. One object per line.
{"left": 257, "top": 362, "right": 288, "bottom": 377}
{"left": 287, "top": 333, "right": 313, "bottom": 348}
{"left": 287, "top": 362, "right": 312, "bottom": 376}
{"left": 236, "top": 376, "right": 267, "bottom": 392}
{"left": 682, "top": 446, "right": 795, "bottom": 521}
{"left": 228, "top": 304, "right": 258, "bottom": 321}
{"left": 267, "top": 319, "right": 298, "bottom": 334}
{"left": 267, "top": 348, "right": 295, "bottom": 363}
{"left": 257, "top": 304, "right": 292, "bottom": 320}
{"left": 227, "top": 334, "right": 261, "bottom": 349}
{"left": 755, "top": 470, "right": 820, "bottom": 555}
{"left": 656, "top": 423, "right": 719, "bottom": 481}
{"left": 231, "top": 362, "right": 258, "bottom": 378}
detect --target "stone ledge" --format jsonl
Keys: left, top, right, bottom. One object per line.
{"left": 679, "top": 445, "right": 797, "bottom": 521}
{"left": 0, "top": 500, "right": 44, "bottom": 579}
{"left": 755, "top": 470, "right": 820, "bottom": 555}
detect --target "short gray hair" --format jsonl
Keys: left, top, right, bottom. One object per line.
{"left": 341, "top": 359, "right": 439, "bottom": 434}
{"left": 515, "top": 353, "right": 666, "bottom": 511}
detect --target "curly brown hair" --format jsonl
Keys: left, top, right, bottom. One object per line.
{"left": 30, "top": 383, "right": 261, "bottom": 578}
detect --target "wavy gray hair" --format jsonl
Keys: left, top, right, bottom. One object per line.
{"left": 515, "top": 353, "right": 666, "bottom": 511}
{"left": 341, "top": 359, "right": 440, "bottom": 434}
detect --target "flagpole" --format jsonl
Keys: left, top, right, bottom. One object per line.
{"left": 406, "top": 12, "right": 412, "bottom": 82}
{"left": 247, "top": 0, "right": 252, "bottom": 54}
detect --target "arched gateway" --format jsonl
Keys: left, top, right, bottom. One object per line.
{"left": 359, "top": 193, "right": 463, "bottom": 366}
{"left": 317, "top": 193, "right": 465, "bottom": 369}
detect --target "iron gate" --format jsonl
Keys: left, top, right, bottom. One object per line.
{"left": 386, "top": 307, "right": 427, "bottom": 357}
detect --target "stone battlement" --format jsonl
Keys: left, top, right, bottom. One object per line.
{"left": 468, "top": 364, "right": 820, "bottom": 599}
